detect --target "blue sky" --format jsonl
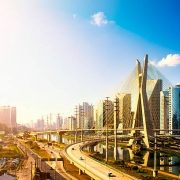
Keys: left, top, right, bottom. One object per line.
{"left": 0, "top": 0, "right": 179, "bottom": 124}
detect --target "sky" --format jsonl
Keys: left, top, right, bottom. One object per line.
{"left": 0, "top": 0, "right": 180, "bottom": 124}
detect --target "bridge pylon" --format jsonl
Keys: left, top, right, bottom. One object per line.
{"left": 129, "top": 54, "right": 154, "bottom": 148}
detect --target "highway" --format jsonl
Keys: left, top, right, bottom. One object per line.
{"left": 65, "top": 141, "right": 139, "bottom": 180}
{"left": 37, "top": 142, "right": 74, "bottom": 180}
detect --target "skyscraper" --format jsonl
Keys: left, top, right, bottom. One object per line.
{"left": 95, "top": 99, "right": 114, "bottom": 129}
{"left": 56, "top": 114, "right": 63, "bottom": 129}
{"left": 116, "top": 93, "right": 132, "bottom": 133}
{"left": 76, "top": 102, "right": 94, "bottom": 129}
{"left": 168, "top": 85, "right": 180, "bottom": 134}
{"left": 147, "top": 79, "right": 162, "bottom": 129}
{"left": 68, "top": 116, "right": 77, "bottom": 130}
{"left": 160, "top": 91, "right": 169, "bottom": 134}
{"left": 0, "top": 106, "right": 17, "bottom": 131}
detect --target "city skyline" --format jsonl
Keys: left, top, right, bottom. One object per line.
{"left": 0, "top": 1, "right": 180, "bottom": 124}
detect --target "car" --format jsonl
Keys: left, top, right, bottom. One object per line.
{"left": 108, "top": 172, "right": 116, "bottom": 177}
{"left": 79, "top": 156, "right": 83, "bottom": 160}
{"left": 72, "top": 148, "right": 75, "bottom": 150}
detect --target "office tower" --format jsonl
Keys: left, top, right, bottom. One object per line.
{"left": 56, "top": 114, "right": 63, "bottom": 129}
{"left": 147, "top": 79, "right": 162, "bottom": 129}
{"left": 76, "top": 105, "right": 83, "bottom": 129}
{"left": 63, "top": 117, "right": 69, "bottom": 129}
{"left": 95, "top": 100, "right": 104, "bottom": 129}
{"left": 76, "top": 102, "right": 94, "bottom": 129}
{"left": 83, "top": 102, "right": 94, "bottom": 129}
{"left": 0, "top": 106, "right": 17, "bottom": 131}
{"left": 68, "top": 116, "right": 77, "bottom": 130}
{"left": 169, "top": 85, "right": 180, "bottom": 134}
{"left": 116, "top": 93, "right": 132, "bottom": 132}
{"left": 160, "top": 91, "right": 169, "bottom": 134}
{"left": 95, "top": 99, "right": 114, "bottom": 129}
{"left": 35, "top": 118, "right": 45, "bottom": 131}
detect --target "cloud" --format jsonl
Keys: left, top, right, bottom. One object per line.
{"left": 91, "top": 12, "right": 111, "bottom": 27}
{"left": 150, "top": 54, "right": 180, "bottom": 67}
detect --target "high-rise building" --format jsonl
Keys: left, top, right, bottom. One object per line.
{"left": 95, "top": 99, "right": 114, "bottom": 129}
{"left": 35, "top": 118, "right": 44, "bottom": 131}
{"left": 68, "top": 116, "right": 77, "bottom": 130}
{"left": 83, "top": 102, "right": 94, "bottom": 129}
{"left": 160, "top": 91, "right": 169, "bottom": 134}
{"left": 95, "top": 100, "right": 104, "bottom": 129}
{"left": 0, "top": 106, "right": 17, "bottom": 131}
{"left": 76, "top": 105, "right": 83, "bottom": 129}
{"left": 147, "top": 79, "right": 162, "bottom": 129}
{"left": 63, "top": 117, "right": 69, "bottom": 129}
{"left": 76, "top": 102, "right": 94, "bottom": 129}
{"left": 56, "top": 114, "right": 63, "bottom": 129}
{"left": 168, "top": 85, "right": 180, "bottom": 134}
{"left": 116, "top": 93, "right": 132, "bottom": 132}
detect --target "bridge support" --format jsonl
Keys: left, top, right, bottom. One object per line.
{"left": 79, "top": 169, "right": 83, "bottom": 175}
{"left": 129, "top": 55, "right": 154, "bottom": 148}
{"left": 153, "top": 131, "right": 158, "bottom": 177}
{"left": 89, "top": 146, "right": 94, "bottom": 153}
{"left": 75, "top": 131, "right": 77, "bottom": 143}
{"left": 34, "top": 135, "right": 38, "bottom": 141}
{"left": 81, "top": 130, "right": 83, "bottom": 142}
{"left": 48, "top": 133, "right": 51, "bottom": 142}
{"left": 58, "top": 134, "right": 63, "bottom": 144}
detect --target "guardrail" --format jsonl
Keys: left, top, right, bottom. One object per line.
{"left": 17, "top": 139, "right": 67, "bottom": 180}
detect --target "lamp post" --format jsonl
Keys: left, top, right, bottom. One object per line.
{"left": 153, "top": 130, "right": 158, "bottom": 177}
{"left": 31, "top": 161, "right": 33, "bottom": 180}
{"left": 105, "top": 97, "right": 109, "bottom": 163}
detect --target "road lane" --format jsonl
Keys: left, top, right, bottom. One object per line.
{"left": 65, "top": 142, "right": 139, "bottom": 180}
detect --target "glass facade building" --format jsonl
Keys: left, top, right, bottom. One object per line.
{"left": 169, "top": 85, "right": 180, "bottom": 134}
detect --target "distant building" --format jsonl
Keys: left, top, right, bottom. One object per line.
{"left": 56, "top": 114, "right": 63, "bottom": 129}
{"left": 160, "top": 91, "right": 169, "bottom": 134}
{"left": 95, "top": 99, "right": 114, "bottom": 129}
{"left": 34, "top": 118, "right": 45, "bottom": 131}
{"left": 68, "top": 116, "right": 76, "bottom": 130}
{"left": 147, "top": 79, "right": 162, "bottom": 129}
{"left": 0, "top": 106, "right": 16, "bottom": 131}
{"left": 76, "top": 102, "right": 94, "bottom": 129}
{"left": 168, "top": 85, "right": 180, "bottom": 134}
{"left": 62, "top": 117, "right": 69, "bottom": 129}
{"left": 116, "top": 93, "right": 132, "bottom": 133}
{"left": 83, "top": 102, "right": 94, "bottom": 129}
{"left": 76, "top": 105, "right": 83, "bottom": 129}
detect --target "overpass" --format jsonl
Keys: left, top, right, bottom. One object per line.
{"left": 64, "top": 140, "right": 138, "bottom": 180}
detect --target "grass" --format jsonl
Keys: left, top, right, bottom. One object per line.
{"left": 24, "top": 140, "right": 51, "bottom": 158}
{"left": 0, "top": 144, "right": 23, "bottom": 158}
{"left": 53, "top": 142, "right": 66, "bottom": 150}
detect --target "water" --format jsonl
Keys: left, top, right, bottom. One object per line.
{"left": 39, "top": 134, "right": 180, "bottom": 176}
{"left": 39, "top": 134, "right": 75, "bottom": 144}
{"left": 0, "top": 173, "right": 16, "bottom": 180}
{"left": 87, "top": 143, "right": 180, "bottom": 176}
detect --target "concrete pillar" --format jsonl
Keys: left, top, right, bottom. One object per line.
{"left": 79, "top": 169, "right": 83, "bottom": 175}
{"left": 75, "top": 131, "right": 77, "bottom": 143}
{"left": 153, "top": 131, "right": 158, "bottom": 177}
{"left": 58, "top": 134, "right": 62, "bottom": 143}
{"left": 81, "top": 130, "right": 83, "bottom": 142}
{"left": 48, "top": 133, "right": 51, "bottom": 142}
{"left": 90, "top": 146, "right": 94, "bottom": 153}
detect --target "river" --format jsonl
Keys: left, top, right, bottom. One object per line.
{"left": 40, "top": 134, "right": 180, "bottom": 176}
